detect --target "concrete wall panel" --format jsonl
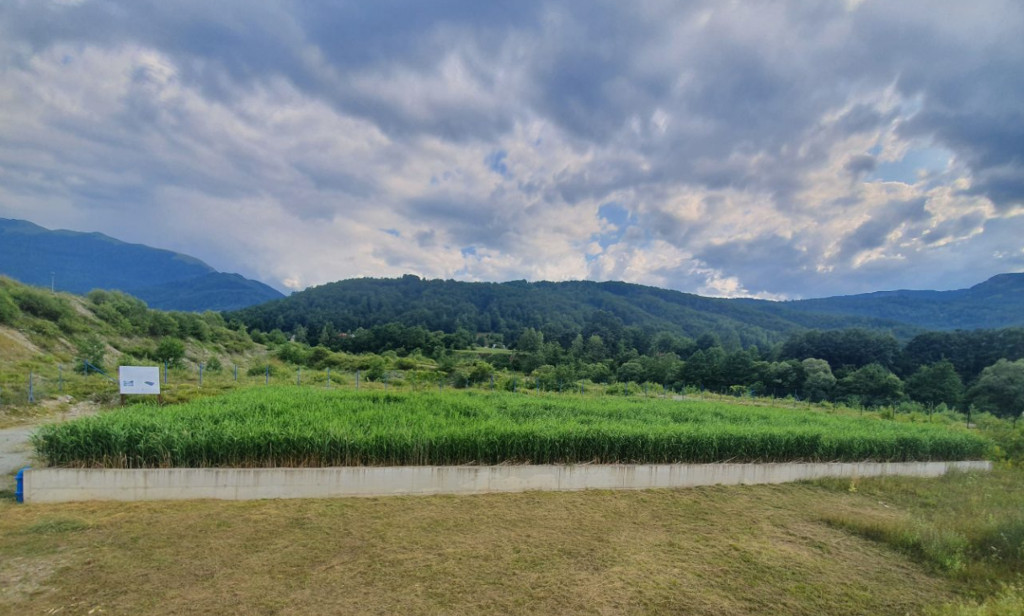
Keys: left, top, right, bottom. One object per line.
{"left": 21, "top": 461, "right": 992, "bottom": 503}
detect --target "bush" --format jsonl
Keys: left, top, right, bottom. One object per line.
{"left": 0, "top": 288, "right": 21, "bottom": 324}
{"left": 247, "top": 363, "right": 277, "bottom": 377}
{"left": 153, "top": 337, "right": 186, "bottom": 368}
{"left": 75, "top": 334, "right": 106, "bottom": 372}
{"left": 13, "top": 286, "right": 72, "bottom": 321}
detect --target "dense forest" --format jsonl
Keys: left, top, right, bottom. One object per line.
{"left": 230, "top": 311, "right": 1024, "bottom": 420}
{"left": 228, "top": 276, "right": 922, "bottom": 351}
{"left": 221, "top": 276, "right": 1024, "bottom": 418}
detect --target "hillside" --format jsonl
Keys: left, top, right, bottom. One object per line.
{"left": 227, "top": 276, "right": 917, "bottom": 348}
{"left": 761, "top": 273, "right": 1024, "bottom": 330}
{"left": 229, "top": 274, "right": 1024, "bottom": 347}
{"left": 0, "top": 218, "right": 283, "bottom": 311}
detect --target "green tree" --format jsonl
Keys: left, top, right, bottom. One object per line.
{"left": 153, "top": 337, "right": 186, "bottom": 368}
{"left": 75, "top": 334, "right": 106, "bottom": 372}
{"left": 516, "top": 328, "right": 544, "bottom": 353}
{"left": 967, "top": 359, "right": 1024, "bottom": 423}
{"left": 584, "top": 335, "right": 607, "bottom": 362}
{"left": 905, "top": 361, "right": 963, "bottom": 409}
{"left": 616, "top": 360, "right": 646, "bottom": 384}
{"left": 763, "top": 360, "right": 806, "bottom": 398}
{"left": 838, "top": 363, "right": 904, "bottom": 408}
{"left": 801, "top": 358, "right": 836, "bottom": 402}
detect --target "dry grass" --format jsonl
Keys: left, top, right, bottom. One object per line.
{"left": 0, "top": 483, "right": 962, "bottom": 616}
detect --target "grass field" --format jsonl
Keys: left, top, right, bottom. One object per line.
{"left": 31, "top": 387, "right": 990, "bottom": 468}
{"left": 2, "top": 469, "right": 1021, "bottom": 615}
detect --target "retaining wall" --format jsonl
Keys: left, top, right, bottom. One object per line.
{"left": 21, "top": 460, "right": 991, "bottom": 503}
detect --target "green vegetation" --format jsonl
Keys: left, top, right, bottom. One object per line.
{"left": 0, "top": 277, "right": 260, "bottom": 415}
{"left": 818, "top": 468, "right": 1024, "bottom": 613}
{"left": 5, "top": 275, "right": 1024, "bottom": 424}
{"left": 32, "top": 387, "right": 990, "bottom": 468}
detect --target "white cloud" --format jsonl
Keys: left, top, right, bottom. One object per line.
{"left": 0, "top": 1, "right": 1021, "bottom": 298}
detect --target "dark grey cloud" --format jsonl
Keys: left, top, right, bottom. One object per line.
{"left": 839, "top": 198, "right": 929, "bottom": 258}
{"left": 0, "top": 0, "right": 1021, "bottom": 297}
{"left": 844, "top": 154, "right": 877, "bottom": 177}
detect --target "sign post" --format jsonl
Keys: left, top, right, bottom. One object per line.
{"left": 119, "top": 366, "right": 162, "bottom": 405}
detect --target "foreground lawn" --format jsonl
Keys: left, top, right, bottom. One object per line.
{"left": 0, "top": 484, "right": 958, "bottom": 615}
{"left": 3, "top": 469, "right": 1022, "bottom": 615}
{"left": 32, "top": 387, "right": 989, "bottom": 467}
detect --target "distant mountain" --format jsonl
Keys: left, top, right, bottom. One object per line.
{"left": 228, "top": 273, "right": 1024, "bottom": 347}
{"left": 757, "top": 273, "right": 1024, "bottom": 330}
{"left": 0, "top": 218, "right": 284, "bottom": 311}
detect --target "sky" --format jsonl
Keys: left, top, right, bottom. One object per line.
{"left": 1, "top": 1, "right": 1022, "bottom": 299}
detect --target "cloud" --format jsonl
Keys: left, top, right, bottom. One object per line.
{"left": 0, "top": 0, "right": 1021, "bottom": 298}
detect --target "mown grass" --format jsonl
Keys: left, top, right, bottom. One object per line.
{"left": 32, "top": 386, "right": 990, "bottom": 468}
{"left": 817, "top": 468, "right": 1024, "bottom": 614}
{"left": 0, "top": 482, "right": 965, "bottom": 616}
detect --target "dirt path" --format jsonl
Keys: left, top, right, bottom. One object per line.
{"left": 0, "top": 424, "right": 38, "bottom": 477}
{"left": 0, "top": 400, "right": 99, "bottom": 490}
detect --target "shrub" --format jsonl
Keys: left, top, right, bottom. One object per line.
{"left": 13, "top": 286, "right": 72, "bottom": 321}
{"left": 153, "top": 337, "right": 186, "bottom": 368}
{"left": 75, "top": 334, "right": 106, "bottom": 372}
{"left": 206, "top": 356, "right": 223, "bottom": 373}
{"left": 0, "top": 288, "right": 20, "bottom": 324}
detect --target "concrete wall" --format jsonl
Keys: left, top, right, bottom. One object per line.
{"left": 21, "top": 460, "right": 991, "bottom": 503}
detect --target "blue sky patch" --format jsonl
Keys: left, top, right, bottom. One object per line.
{"left": 485, "top": 150, "right": 509, "bottom": 177}
{"left": 869, "top": 147, "right": 952, "bottom": 184}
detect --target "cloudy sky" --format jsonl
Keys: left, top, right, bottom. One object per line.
{"left": 1, "top": 1, "right": 1022, "bottom": 298}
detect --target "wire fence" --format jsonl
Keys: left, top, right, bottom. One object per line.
{"left": 0, "top": 360, "right": 673, "bottom": 408}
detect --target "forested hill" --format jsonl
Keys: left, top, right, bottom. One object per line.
{"left": 227, "top": 276, "right": 924, "bottom": 349}
{"left": 229, "top": 274, "right": 1024, "bottom": 348}
{"left": 0, "top": 218, "right": 284, "bottom": 311}
{"left": 752, "top": 273, "right": 1024, "bottom": 331}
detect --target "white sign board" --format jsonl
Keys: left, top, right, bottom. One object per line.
{"left": 119, "top": 366, "right": 161, "bottom": 395}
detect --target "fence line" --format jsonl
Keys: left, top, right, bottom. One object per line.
{"left": 1, "top": 360, "right": 692, "bottom": 408}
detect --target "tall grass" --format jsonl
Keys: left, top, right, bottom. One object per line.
{"left": 32, "top": 387, "right": 991, "bottom": 468}
{"left": 820, "top": 468, "right": 1024, "bottom": 612}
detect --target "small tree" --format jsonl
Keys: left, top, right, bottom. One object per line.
{"left": 516, "top": 328, "right": 543, "bottom": 353}
{"left": 206, "top": 356, "right": 223, "bottom": 373}
{"left": 153, "top": 337, "right": 186, "bottom": 368}
{"left": 968, "top": 359, "right": 1024, "bottom": 424}
{"left": 801, "top": 358, "right": 836, "bottom": 402}
{"left": 838, "top": 363, "right": 904, "bottom": 408}
{"left": 905, "top": 360, "right": 963, "bottom": 409}
{"left": 76, "top": 334, "right": 106, "bottom": 373}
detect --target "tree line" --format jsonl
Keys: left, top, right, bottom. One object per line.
{"left": 243, "top": 315, "right": 1024, "bottom": 420}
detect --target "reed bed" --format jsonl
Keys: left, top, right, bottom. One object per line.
{"left": 32, "top": 387, "right": 990, "bottom": 468}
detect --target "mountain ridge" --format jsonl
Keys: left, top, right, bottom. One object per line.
{"left": 0, "top": 218, "right": 284, "bottom": 311}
